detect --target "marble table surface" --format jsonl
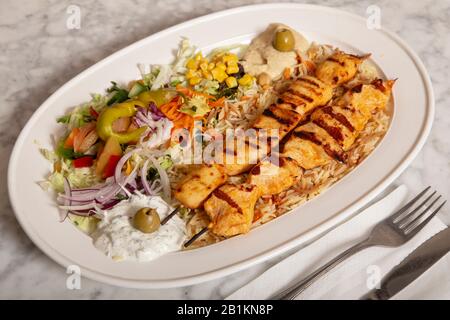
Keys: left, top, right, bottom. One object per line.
{"left": 1, "top": 0, "right": 449, "bottom": 299}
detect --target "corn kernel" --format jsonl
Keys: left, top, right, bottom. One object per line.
{"left": 194, "top": 52, "right": 203, "bottom": 61}
{"left": 207, "top": 62, "right": 215, "bottom": 70}
{"left": 211, "top": 68, "right": 228, "bottom": 82}
{"left": 227, "top": 60, "right": 238, "bottom": 68}
{"left": 226, "top": 65, "right": 240, "bottom": 75}
{"left": 201, "top": 69, "right": 212, "bottom": 79}
{"left": 223, "top": 54, "right": 238, "bottom": 64}
{"left": 189, "top": 76, "right": 202, "bottom": 86}
{"left": 213, "top": 52, "right": 224, "bottom": 61}
{"left": 238, "top": 74, "right": 253, "bottom": 86}
{"left": 185, "top": 69, "right": 199, "bottom": 79}
{"left": 199, "top": 62, "right": 208, "bottom": 71}
{"left": 216, "top": 62, "right": 227, "bottom": 71}
{"left": 186, "top": 58, "right": 198, "bottom": 70}
{"left": 225, "top": 76, "right": 238, "bottom": 88}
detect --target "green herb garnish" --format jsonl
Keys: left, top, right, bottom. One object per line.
{"left": 107, "top": 81, "right": 129, "bottom": 106}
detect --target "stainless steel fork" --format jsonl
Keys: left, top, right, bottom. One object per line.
{"left": 272, "top": 186, "right": 446, "bottom": 300}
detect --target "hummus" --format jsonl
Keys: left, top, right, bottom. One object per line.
{"left": 241, "top": 23, "right": 310, "bottom": 79}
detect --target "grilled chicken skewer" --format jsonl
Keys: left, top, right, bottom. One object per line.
{"left": 175, "top": 51, "right": 366, "bottom": 210}
{"left": 203, "top": 79, "right": 395, "bottom": 237}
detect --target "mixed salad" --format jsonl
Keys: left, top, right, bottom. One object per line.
{"left": 39, "top": 38, "right": 259, "bottom": 261}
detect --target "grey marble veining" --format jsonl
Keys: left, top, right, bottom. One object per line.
{"left": 1, "top": 0, "right": 449, "bottom": 299}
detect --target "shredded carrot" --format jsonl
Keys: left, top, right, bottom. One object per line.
{"left": 283, "top": 67, "right": 291, "bottom": 80}
{"left": 162, "top": 87, "right": 226, "bottom": 132}
{"left": 159, "top": 96, "right": 194, "bottom": 131}
{"left": 176, "top": 84, "right": 214, "bottom": 100}
{"left": 175, "top": 85, "right": 192, "bottom": 96}
{"left": 240, "top": 95, "right": 251, "bottom": 101}
{"left": 208, "top": 96, "right": 225, "bottom": 108}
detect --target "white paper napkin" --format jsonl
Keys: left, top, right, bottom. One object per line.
{"left": 227, "top": 185, "right": 448, "bottom": 300}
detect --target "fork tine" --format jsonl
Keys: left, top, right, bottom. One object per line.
{"left": 404, "top": 200, "right": 446, "bottom": 237}
{"left": 391, "top": 186, "right": 431, "bottom": 222}
{"left": 397, "top": 191, "right": 437, "bottom": 228}
{"left": 401, "top": 194, "right": 441, "bottom": 230}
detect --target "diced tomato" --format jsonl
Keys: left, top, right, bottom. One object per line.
{"left": 73, "top": 156, "right": 94, "bottom": 168}
{"left": 73, "top": 122, "right": 96, "bottom": 153}
{"left": 102, "top": 155, "right": 122, "bottom": 179}
{"left": 64, "top": 127, "right": 80, "bottom": 148}
{"left": 95, "top": 136, "right": 122, "bottom": 177}
{"left": 90, "top": 107, "right": 99, "bottom": 119}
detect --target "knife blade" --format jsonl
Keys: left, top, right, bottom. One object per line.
{"left": 361, "top": 227, "right": 450, "bottom": 300}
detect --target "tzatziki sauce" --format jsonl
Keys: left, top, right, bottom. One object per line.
{"left": 92, "top": 195, "right": 186, "bottom": 262}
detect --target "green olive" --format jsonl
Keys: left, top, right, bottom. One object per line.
{"left": 273, "top": 29, "right": 295, "bottom": 52}
{"left": 133, "top": 208, "right": 161, "bottom": 233}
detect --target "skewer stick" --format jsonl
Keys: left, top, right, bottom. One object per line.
{"left": 161, "top": 207, "right": 181, "bottom": 225}
{"left": 184, "top": 227, "right": 208, "bottom": 248}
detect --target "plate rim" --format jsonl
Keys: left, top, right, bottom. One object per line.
{"left": 7, "top": 3, "right": 434, "bottom": 288}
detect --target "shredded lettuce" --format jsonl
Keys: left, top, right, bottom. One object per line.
{"left": 58, "top": 93, "right": 108, "bottom": 129}
{"left": 46, "top": 171, "right": 65, "bottom": 193}
{"left": 42, "top": 159, "right": 100, "bottom": 193}
{"left": 159, "top": 155, "right": 173, "bottom": 170}
{"left": 69, "top": 215, "right": 99, "bottom": 235}
{"left": 128, "top": 82, "right": 147, "bottom": 98}
{"left": 106, "top": 81, "right": 129, "bottom": 105}
{"left": 150, "top": 65, "right": 173, "bottom": 90}
{"left": 140, "top": 66, "right": 160, "bottom": 87}
{"left": 172, "top": 38, "right": 197, "bottom": 75}
{"left": 39, "top": 148, "right": 58, "bottom": 162}
{"left": 206, "top": 43, "right": 248, "bottom": 59}
{"left": 140, "top": 38, "right": 196, "bottom": 90}
{"left": 65, "top": 166, "right": 100, "bottom": 189}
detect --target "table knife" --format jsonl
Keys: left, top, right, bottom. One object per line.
{"left": 361, "top": 227, "right": 450, "bottom": 300}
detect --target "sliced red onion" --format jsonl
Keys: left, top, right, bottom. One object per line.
{"left": 140, "top": 159, "right": 153, "bottom": 195}
{"left": 151, "top": 179, "right": 163, "bottom": 194}
{"left": 95, "top": 185, "right": 122, "bottom": 204}
{"left": 69, "top": 210, "right": 96, "bottom": 217}
{"left": 132, "top": 103, "right": 174, "bottom": 150}
{"left": 148, "top": 102, "right": 165, "bottom": 120}
{"left": 56, "top": 153, "right": 143, "bottom": 215}
{"left": 127, "top": 179, "right": 138, "bottom": 190}
{"left": 122, "top": 165, "right": 138, "bottom": 185}
{"left": 59, "top": 202, "right": 97, "bottom": 211}
{"left": 71, "top": 187, "right": 103, "bottom": 193}
{"left": 148, "top": 155, "right": 171, "bottom": 200}
{"left": 60, "top": 178, "right": 71, "bottom": 222}
{"left": 114, "top": 148, "right": 141, "bottom": 183}
{"left": 58, "top": 195, "right": 96, "bottom": 204}
{"left": 58, "top": 188, "right": 101, "bottom": 202}
{"left": 101, "top": 199, "right": 121, "bottom": 210}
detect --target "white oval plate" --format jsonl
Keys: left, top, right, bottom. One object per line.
{"left": 8, "top": 4, "right": 434, "bottom": 288}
